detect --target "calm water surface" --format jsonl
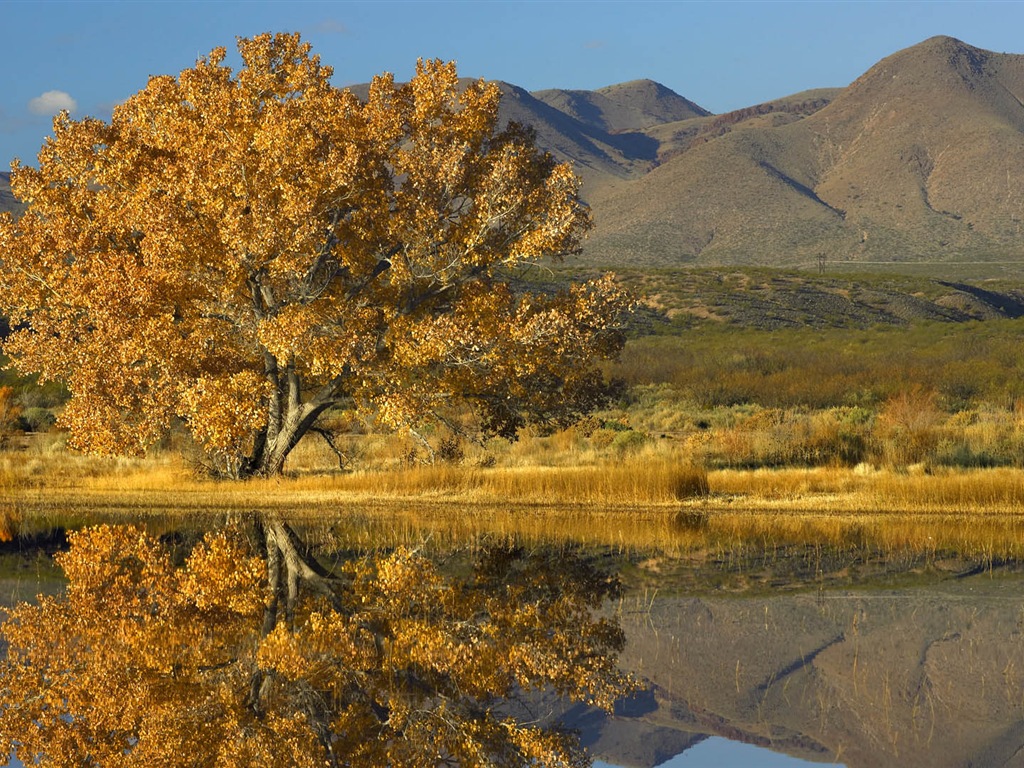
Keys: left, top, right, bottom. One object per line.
{"left": 597, "top": 738, "right": 836, "bottom": 766}
{"left": 3, "top": 515, "right": 1024, "bottom": 767}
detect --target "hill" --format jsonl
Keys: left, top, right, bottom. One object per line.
{"left": 518, "top": 79, "right": 710, "bottom": 194}
{"left": 532, "top": 79, "right": 709, "bottom": 135}
{"left": 494, "top": 81, "right": 664, "bottom": 193}
{"left": 611, "top": 267, "right": 1024, "bottom": 334}
{"left": 0, "top": 173, "right": 18, "bottom": 217}
{"left": 343, "top": 78, "right": 707, "bottom": 197}
{"left": 581, "top": 37, "right": 1024, "bottom": 269}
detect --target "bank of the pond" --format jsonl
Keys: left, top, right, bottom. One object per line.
{"left": 6, "top": 451, "right": 1024, "bottom": 511}
{"left": 6, "top": 448, "right": 1024, "bottom": 558}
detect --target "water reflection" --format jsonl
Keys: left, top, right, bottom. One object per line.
{"left": 580, "top": 556, "right": 1024, "bottom": 767}
{"left": 4, "top": 515, "right": 1024, "bottom": 767}
{"left": 596, "top": 737, "right": 836, "bottom": 767}
{"left": 0, "top": 522, "right": 630, "bottom": 767}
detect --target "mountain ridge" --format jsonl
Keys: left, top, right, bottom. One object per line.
{"left": 582, "top": 35, "right": 1024, "bottom": 269}
{"left": 5, "top": 36, "right": 1023, "bottom": 275}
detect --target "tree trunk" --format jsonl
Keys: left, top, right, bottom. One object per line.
{"left": 248, "top": 514, "right": 338, "bottom": 716}
{"left": 259, "top": 516, "right": 339, "bottom": 627}
{"left": 240, "top": 360, "right": 342, "bottom": 478}
{"left": 255, "top": 400, "right": 333, "bottom": 476}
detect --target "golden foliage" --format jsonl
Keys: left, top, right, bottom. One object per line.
{"left": 0, "top": 524, "right": 631, "bottom": 766}
{"left": 0, "top": 386, "right": 20, "bottom": 448}
{"left": 0, "top": 33, "right": 630, "bottom": 476}
{"left": 0, "top": 506, "right": 16, "bottom": 543}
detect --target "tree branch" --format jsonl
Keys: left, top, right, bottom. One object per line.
{"left": 345, "top": 244, "right": 400, "bottom": 302}
{"left": 311, "top": 426, "right": 349, "bottom": 470}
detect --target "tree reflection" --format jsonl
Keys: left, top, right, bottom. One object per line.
{"left": 0, "top": 523, "right": 630, "bottom": 767}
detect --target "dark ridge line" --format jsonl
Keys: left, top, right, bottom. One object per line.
{"left": 757, "top": 161, "right": 846, "bottom": 220}
{"left": 936, "top": 280, "right": 1024, "bottom": 318}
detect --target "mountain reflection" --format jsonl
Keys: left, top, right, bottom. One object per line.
{"left": 0, "top": 522, "right": 630, "bottom": 767}
{"left": 585, "top": 559, "right": 1024, "bottom": 768}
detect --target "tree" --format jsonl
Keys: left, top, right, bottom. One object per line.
{"left": 0, "top": 524, "right": 631, "bottom": 766}
{"left": 0, "top": 33, "right": 632, "bottom": 477}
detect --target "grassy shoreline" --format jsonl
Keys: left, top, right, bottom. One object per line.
{"left": 7, "top": 449, "right": 1024, "bottom": 510}
{"left": 6, "top": 443, "right": 1024, "bottom": 557}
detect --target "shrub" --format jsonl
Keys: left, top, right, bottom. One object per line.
{"left": 437, "top": 436, "right": 465, "bottom": 464}
{"left": 611, "top": 429, "right": 648, "bottom": 456}
{"left": 19, "top": 407, "right": 56, "bottom": 434}
{"left": 590, "top": 429, "right": 618, "bottom": 450}
{"left": 874, "top": 386, "right": 942, "bottom": 467}
{"left": 934, "top": 441, "right": 1007, "bottom": 469}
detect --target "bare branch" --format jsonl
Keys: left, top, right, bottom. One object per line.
{"left": 311, "top": 426, "right": 349, "bottom": 470}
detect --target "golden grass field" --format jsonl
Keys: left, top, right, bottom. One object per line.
{"left": 5, "top": 429, "right": 1024, "bottom": 558}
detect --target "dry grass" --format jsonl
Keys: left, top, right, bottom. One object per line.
{"left": 706, "top": 465, "right": 1024, "bottom": 513}
{"left": 6, "top": 437, "right": 1024, "bottom": 517}
{"left": 303, "top": 460, "right": 708, "bottom": 505}
{"left": 694, "top": 509, "right": 1024, "bottom": 561}
{"left": 0, "top": 440, "right": 707, "bottom": 514}
{"left": 6, "top": 432, "right": 1024, "bottom": 557}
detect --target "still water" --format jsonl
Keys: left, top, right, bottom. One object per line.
{"left": 3, "top": 515, "right": 1024, "bottom": 767}
{"left": 596, "top": 738, "right": 832, "bottom": 767}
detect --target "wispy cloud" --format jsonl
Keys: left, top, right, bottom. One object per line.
{"left": 0, "top": 108, "right": 21, "bottom": 134}
{"left": 584, "top": 40, "right": 607, "bottom": 50}
{"left": 313, "top": 19, "right": 349, "bottom": 35}
{"left": 28, "top": 90, "right": 78, "bottom": 116}
{"left": 0, "top": 104, "right": 34, "bottom": 134}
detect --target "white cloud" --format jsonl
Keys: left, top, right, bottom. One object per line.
{"left": 28, "top": 90, "right": 78, "bottom": 116}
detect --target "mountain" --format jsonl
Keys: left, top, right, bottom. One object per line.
{"left": 532, "top": 79, "right": 709, "bottom": 134}
{"left": 0, "top": 173, "right": 18, "bottom": 217}
{"left": 495, "top": 78, "right": 715, "bottom": 194}
{"left": 580, "top": 36, "right": 1024, "bottom": 268}
{"left": 8, "top": 38, "right": 1024, "bottom": 274}
{"left": 494, "top": 81, "right": 664, "bottom": 194}
{"left": 344, "top": 77, "right": 705, "bottom": 196}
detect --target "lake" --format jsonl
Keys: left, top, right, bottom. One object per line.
{"left": 3, "top": 513, "right": 1024, "bottom": 767}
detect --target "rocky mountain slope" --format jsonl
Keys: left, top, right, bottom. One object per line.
{"left": 583, "top": 36, "right": 1024, "bottom": 269}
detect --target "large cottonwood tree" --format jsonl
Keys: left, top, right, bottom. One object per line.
{"left": 0, "top": 33, "right": 630, "bottom": 476}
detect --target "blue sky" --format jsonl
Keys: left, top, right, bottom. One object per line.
{"left": 4, "top": 0, "right": 1024, "bottom": 167}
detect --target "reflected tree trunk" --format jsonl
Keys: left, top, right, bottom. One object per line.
{"left": 0, "top": 520, "right": 632, "bottom": 767}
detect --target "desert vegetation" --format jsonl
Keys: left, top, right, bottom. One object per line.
{"left": 8, "top": 268, "right": 1024, "bottom": 519}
